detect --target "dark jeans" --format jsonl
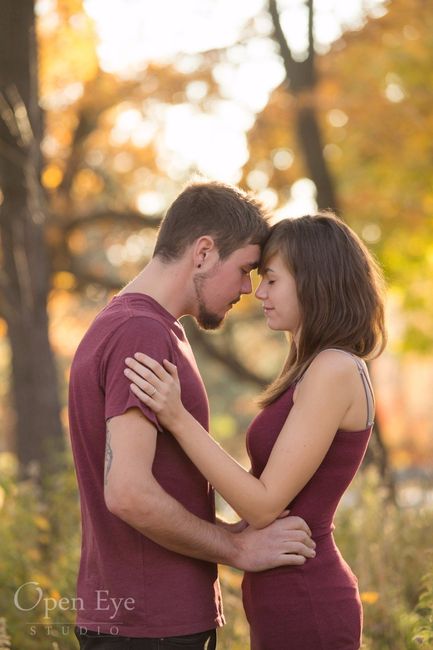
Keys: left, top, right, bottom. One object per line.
{"left": 75, "top": 627, "right": 217, "bottom": 650}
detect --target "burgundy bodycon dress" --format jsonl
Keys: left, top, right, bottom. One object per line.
{"left": 242, "top": 368, "right": 373, "bottom": 650}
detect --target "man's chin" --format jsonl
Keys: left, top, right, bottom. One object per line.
{"left": 196, "top": 310, "right": 226, "bottom": 331}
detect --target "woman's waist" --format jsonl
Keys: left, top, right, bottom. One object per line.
{"left": 299, "top": 521, "right": 337, "bottom": 545}
{"left": 312, "top": 523, "right": 336, "bottom": 543}
{"left": 243, "top": 530, "right": 345, "bottom": 580}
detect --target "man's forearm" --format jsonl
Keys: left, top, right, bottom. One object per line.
{"left": 111, "top": 479, "right": 242, "bottom": 567}
{"left": 110, "top": 479, "right": 316, "bottom": 572}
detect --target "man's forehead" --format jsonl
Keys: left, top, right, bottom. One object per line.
{"left": 231, "top": 243, "right": 261, "bottom": 266}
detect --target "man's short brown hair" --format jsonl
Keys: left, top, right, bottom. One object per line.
{"left": 153, "top": 180, "right": 270, "bottom": 261}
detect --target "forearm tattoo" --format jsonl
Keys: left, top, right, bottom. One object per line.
{"left": 104, "top": 421, "right": 113, "bottom": 486}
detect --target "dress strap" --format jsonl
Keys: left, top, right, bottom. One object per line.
{"left": 323, "top": 348, "right": 375, "bottom": 428}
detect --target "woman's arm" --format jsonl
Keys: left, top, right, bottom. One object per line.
{"left": 124, "top": 351, "right": 356, "bottom": 529}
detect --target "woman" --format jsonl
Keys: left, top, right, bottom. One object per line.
{"left": 124, "top": 212, "right": 386, "bottom": 649}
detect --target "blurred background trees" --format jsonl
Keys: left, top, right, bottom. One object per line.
{"left": 0, "top": 0, "right": 64, "bottom": 474}
{"left": 1, "top": 0, "right": 433, "bottom": 648}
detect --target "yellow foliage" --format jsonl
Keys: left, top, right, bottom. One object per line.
{"left": 0, "top": 452, "right": 18, "bottom": 477}
{"left": 361, "top": 591, "right": 380, "bottom": 605}
{"left": 0, "top": 618, "right": 11, "bottom": 650}
{"left": 37, "top": 0, "right": 99, "bottom": 99}
{"left": 71, "top": 168, "right": 104, "bottom": 198}
{"left": 52, "top": 272, "right": 77, "bottom": 291}
{"left": 42, "top": 164, "right": 64, "bottom": 189}
{"left": 30, "top": 573, "right": 52, "bottom": 590}
{"left": 212, "top": 415, "right": 237, "bottom": 441}
{"left": 219, "top": 565, "right": 243, "bottom": 590}
{"left": 26, "top": 548, "right": 41, "bottom": 562}
{"left": 391, "top": 448, "right": 414, "bottom": 469}
{"left": 33, "top": 515, "right": 51, "bottom": 532}
{"left": 67, "top": 230, "right": 87, "bottom": 254}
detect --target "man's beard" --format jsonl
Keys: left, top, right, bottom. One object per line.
{"left": 196, "top": 301, "right": 225, "bottom": 330}
{"left": 193, "top": 273, "right": 225, "bottom": 330}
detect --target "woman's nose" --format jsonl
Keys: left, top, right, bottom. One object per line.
{"left": 255, "top": 280, "right": 266, "bottom": 300}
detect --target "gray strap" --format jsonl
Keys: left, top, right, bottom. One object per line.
{"left": 323, "top": 348, "right": 375, "bottom": 428}
{"left": 353, "top": 357, "right": 375, "bottom": 428}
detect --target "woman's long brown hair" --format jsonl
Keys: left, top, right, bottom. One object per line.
{"left": 258, "top": 212, "right": 387, "bottom": 407}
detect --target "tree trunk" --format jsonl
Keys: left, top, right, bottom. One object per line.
{"left": 297, "top": 105, "right": 339, "bottom": 211}
{"left": 268, "top": 0, "right": 339, "bottom": 212}
{"left": 0, "top": 0, "right": 64, "bottom": 474}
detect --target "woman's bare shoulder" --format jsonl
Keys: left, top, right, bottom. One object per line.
{"left": 303, "top": 349, "right": 360, "bottom": 385}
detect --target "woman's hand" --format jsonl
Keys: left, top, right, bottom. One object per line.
{"left": 124, "top": 353, "right": 184, "bottom": 431}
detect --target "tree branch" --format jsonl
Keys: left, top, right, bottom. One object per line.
{"left": 268, "top": 0, "right": 315, "bottom": 92}
{"left": 268, "top": 0, "right": 296, "bottom": 84}
{"left": 63, "top": 209, "right": 162, "bottom": 232}
{"left": 70, "top": 266, "right": 123, "bottom": 291}
{"left": 186, "top": 322, "right": 268, "bottom": 388}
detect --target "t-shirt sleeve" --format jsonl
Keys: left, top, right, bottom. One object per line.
{"left": 100, "top": 317, "right": 173, "bottom": 431}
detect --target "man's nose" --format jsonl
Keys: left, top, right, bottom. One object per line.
{"left": 241, "top": 274, "right": 253, "bottom": 294}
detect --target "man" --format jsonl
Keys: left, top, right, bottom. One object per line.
{"left": 69, "top": 180, "right": 315, "bottom": 650}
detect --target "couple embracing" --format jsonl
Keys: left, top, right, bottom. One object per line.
{"left": 69, "top": 180, "right": 386, "bottom": 649}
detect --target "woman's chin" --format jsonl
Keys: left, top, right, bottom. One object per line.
{"left": 265, "top": 319, "right": 279, "bottom": 331}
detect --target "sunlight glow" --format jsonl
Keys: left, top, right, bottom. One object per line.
{"left": 162, "top": 104, "right": 249, "bottom": 182}
{"left": 136, "top": 192, "right": 166, "bottom": 216}
{"left": 84, "top": 0, "right": 265, "bottom": 74}
{"left": 385, "top": 75, "right": 406, "bottom": 103}
{"left": 272, "top": 149, "right": 294, "bottom": 170}
{"left": 327, "top": 109, "right": 349, "bottom": 128}
{"left": 273, "top": 178, "right": 317, "bottom": 222}
{"left": 362, "top": 223, "right": 382, "bottom": 244}
{"left": 83, "top": 0, "right": 386, "bottom": 183}
{"left": 40, "top": 82, "right": 84, "bottom": 110}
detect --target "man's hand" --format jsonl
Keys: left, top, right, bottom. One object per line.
{"left": 232, "top": 514, "right": 316, "bottom": 572}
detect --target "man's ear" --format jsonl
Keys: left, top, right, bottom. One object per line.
{"left": 192, "top": 236, "right": 218, "bottom": 269}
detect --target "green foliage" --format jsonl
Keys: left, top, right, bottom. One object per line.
{"left": 0, "top": 617, "right": 11, "bottom": 649}
{"left": 1, "top": 458, "right": 433, "bottom": 649}
{"left": 334, "top": 468, "right": 433, "bottom": 649}
{"left": 217, "top": 567, "right": 250, "bottom": 650}
{"left": 411, "top": 570, "right": 433, "bottom": 648}
{"left": 0, "top": 453, "right": 80, "bottom": 650}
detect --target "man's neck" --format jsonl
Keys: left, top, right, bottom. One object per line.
{"left": 118, "top": 257, "right": 194, "bottom": 320}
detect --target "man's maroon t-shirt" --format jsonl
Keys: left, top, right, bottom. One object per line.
{"left": 68, "top": 293, "right": 224, "bottom": 637}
